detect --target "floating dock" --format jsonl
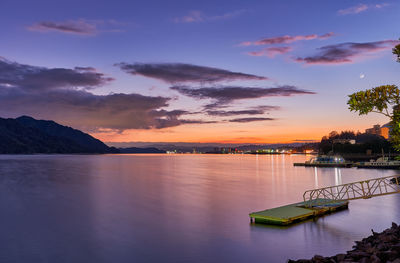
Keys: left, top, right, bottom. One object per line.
{"left": 294, "top": 162, "right": 400, "bottom": 169}
{"left": 356, "top": 164, "right": 400, "bottom": 169}
{"left": 250, "top": 175, "right": 400, "bottom": 226}
{"left": 293, "top": 162, "right": 353, "bottom": 168}
{"left": 249, "top": 199, "right": 348, "bottom": 225}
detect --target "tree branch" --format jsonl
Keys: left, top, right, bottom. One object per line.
{"left": 385, "top": 108, "right": 390, "bottom": 117}
{"left": 371, "top": 110, "right": 391, "bottom": 118}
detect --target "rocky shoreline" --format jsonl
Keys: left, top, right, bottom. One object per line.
{"left": 289, "top": 222, "right": 400, "bottom": 263}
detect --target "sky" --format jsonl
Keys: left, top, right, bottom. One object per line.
{"left": 0, "top": 0, "right": 399, "bottom": 144}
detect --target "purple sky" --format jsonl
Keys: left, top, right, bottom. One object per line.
{"left": 0, "top": 0, "right": 399, "bottom": 143}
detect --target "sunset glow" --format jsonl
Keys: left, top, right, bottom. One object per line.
{"left": 1, "top": 0, "right": 398, "bottom": 144}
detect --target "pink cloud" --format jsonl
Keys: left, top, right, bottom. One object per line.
{"left": 240, "top": 32, "right": 334, "bottom": 46}
{"left": 294, "top": 40, "right": 400, "bottom": 65}
{"left": 248, "top": 46, "right": 292, "bottom": 58}
{"left": 319, "top": 32, "right": 335, "bottom": 40}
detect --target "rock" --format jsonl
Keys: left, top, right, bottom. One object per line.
{"left": 370, "top": 254, "right": 381, "bottom": 263}
{"left": 364, "top": 243, "right": 376, "bottom": 254}
{"left": 311, "top": 255, "right": 325, "bottom": 262}
{"left": 376, "top": 250, "right": 398, "bottom": 261}
{"left": 287, "top": 259, "right": 312, "bottom": 263}
{"left": 291, "top": 223, "right": 400, "bottom": 263}
{"left": 347, "top": 251, "right": 371, "bottom": 260}
{"left": 360, "top": 257, "right": 371, "bottom": 263}
{"left": 335, "top": 253, "right": 346, "bottom": 261}
{"left": 391, "top": 244, "right": 400, "bottom": 253}
{"left": 380, "top": 234, "right": 397, "bottom": 243}
{"left": 376, "top": 243, "right": 389, "bottom": 251}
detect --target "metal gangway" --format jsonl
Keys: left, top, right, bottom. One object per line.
{"left": 303, "top": 175, "right": 400, "bottom": 207}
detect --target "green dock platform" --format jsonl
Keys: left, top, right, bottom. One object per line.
{"left": 249, "top": 199, "right": 348, "bottom": 225}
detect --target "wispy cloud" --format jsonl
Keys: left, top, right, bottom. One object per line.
{"left": 338, "top": 3, "right": 389, "bottom": 15}
{"left": 228, "top": 117, "right": 274, "bottom": 123}
{"left": 27, "top": 19, "right": 124, "bottom": 36}
{"left": 173, "top": 10, "right": 246, "bottom": 23}
{"left": 117, "top": 62, "right": 268, "bottom": 83}
{"left": 294, "top": 40, "right": 400, "bottom": 65}
{"left": 240, "top": 32, "right": 334, "bottom": 46}
{"left": 171, "top": 85, "right": 315, "bottom": 108}
{"left": 180, "top": 119, "right": 219, "bottom": 124}
{"left": 248, "top": 46, "right": 292, "bottom": 57}
{"left": 174, "top": 11, "right": 204, "bottom": 23}
{"left": 206, "top": 106, "right": 279, "bottom": 116}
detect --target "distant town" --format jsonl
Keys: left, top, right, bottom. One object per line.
{"left": 1, "top": 115, "right": 388, "bottom": 158}
{"left": 150, "top": 123, "right": 392, "bottom": 156}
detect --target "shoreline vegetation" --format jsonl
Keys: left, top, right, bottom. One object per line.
{"left": 289, "top": 222, "right": 400, "bottom": 263}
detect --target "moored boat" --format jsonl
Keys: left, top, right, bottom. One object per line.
{"left": 355, "top": 157, "right": 400, "bottom": 169}
{"left": 294, "top": 155, "right": 353, "bottom": 167}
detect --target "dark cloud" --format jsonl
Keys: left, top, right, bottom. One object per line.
{"left": 27, "top": 19, "right": 125, "bottom": 36}
{"left": 180, "top": 119, "right": 219, "bottom": 124}
{"left": 241, "top": 33, "right": 334, "bottom": 46}
{"left": 207, "top": 109, "right": 264, "bottom": 116}
{"left": 116, "top": 62, "right": 268, "bottom": 83}
{"left": 0, "top": 57, "right": 113, "bottom": 90}
{"left": 28, "top": 20, "right": 97, "bottom": 35}
{"left": 0, "top": 87, "right": 189, "bottom": 130}
{"left": 206, "top": 106, "right": 279, "bottom": 116}
{"left": 0, "top": 57, "right": 192, "bottom": 130}
{"left": 170, "top": 85, "right": 315, "bottom": 107}
{"left": 294, "top": 40, "right": 400, "bottom": 65}
{"left": 228, "top": 117, "right": 274, "bottom": 123}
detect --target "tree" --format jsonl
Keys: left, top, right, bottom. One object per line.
{"left": 394, "top": 42, "right": 400, "bottom": 62}
{"left": 347, "top": 43, "right": 400, "bottom": 150}
{"left": 348, "top": 85, "right": 400, "bottom": 150}
{"left": 329, "top": 131, "right": 339, "bottom": 139}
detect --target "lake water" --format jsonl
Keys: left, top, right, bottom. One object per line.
{"left": 0, "top": 154, "right": 399, "bottom": 263}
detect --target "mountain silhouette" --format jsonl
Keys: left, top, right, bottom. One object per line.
{"left": 0, "top": 116, "right": 118, "bottom": 154}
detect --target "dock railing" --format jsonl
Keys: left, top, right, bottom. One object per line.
{"left": 303, "top": 175, "right": 400, "bottom": 207}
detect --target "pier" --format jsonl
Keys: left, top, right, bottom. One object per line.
{"left": 293, "top": 162, "right": 353, "bottom": 168}
{"left": 250, "top": 175, "right": 400, "bottom": 225}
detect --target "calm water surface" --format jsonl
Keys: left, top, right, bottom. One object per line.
{"left": 0, "top": 154, "right": 399, "bottom": 262}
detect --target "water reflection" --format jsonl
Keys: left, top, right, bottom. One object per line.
{"left": 314, "top": 167, "right": 319, "bottom": 188}
{"left": 334, "top": 168, "right": 342, "bottom": 186}
{"left": 0, "top": 154, "right": 399, "bottom": 262}
{"left": 0, "top": 155, "right": 99, "bottom": 263}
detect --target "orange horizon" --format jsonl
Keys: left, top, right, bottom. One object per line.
{"left": 91, "top": 119, "right": 390, "bottom": 145}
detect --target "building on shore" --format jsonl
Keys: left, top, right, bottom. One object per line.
{"left": 365, "top": 124, "right": 389, "bottom": 139}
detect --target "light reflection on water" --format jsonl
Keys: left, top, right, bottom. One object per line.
{"left": 0, "top": 154, "right": 399, "bottom": 262}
